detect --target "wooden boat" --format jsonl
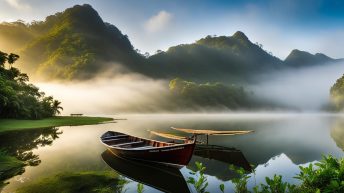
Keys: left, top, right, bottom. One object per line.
{"left": 100, "top": 131, "right": 196, "bottom": 167}
{"left": 101, "top": 150, "right": 191, "bottom": 193}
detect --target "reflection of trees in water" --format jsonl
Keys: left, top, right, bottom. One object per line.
{"left": 331, "top": 119, "right": 344, "bottom": 151}
{"left": 0, "top": 127, "right": 62, "bottom": 166}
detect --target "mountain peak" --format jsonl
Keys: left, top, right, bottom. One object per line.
{"left": 66, "top": 4, "right": 97, "bottom": 14}
{"left": 315, "top": 53, "right": 332, "bottom": 60}
{"left": 51, "top": 4, "right": 104, "bottom": 29}
{"left": 287, "top": 49, "right": 312, "bottom": 58}
{"left": 289, "top": 49, "right": 307, "bottom": 54}
{"left": 285, "top": 49, "right": 334, "bottom": 67}
{"left": 232, "top": 31, "right": 249, "bottom": 41}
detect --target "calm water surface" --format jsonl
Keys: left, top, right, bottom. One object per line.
{"left": 1, "top": 113, "right": 344, "bottom": 193}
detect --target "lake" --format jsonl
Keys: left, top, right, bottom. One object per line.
{"left": 1, "top": 113, "right": 344, "bottom": 193}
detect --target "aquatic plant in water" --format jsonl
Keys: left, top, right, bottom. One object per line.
{"left": 187, "top": 161, "right": 209, "bottom": 193}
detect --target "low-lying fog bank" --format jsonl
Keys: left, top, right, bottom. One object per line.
{"left": 35, "top": 61, "right": 344, "bottom": 115}
{"left": 35, "top": 74, "right": 169, "bottom": 115}
{"left": 250, "top": 61, "right": 344, "bottom": 111}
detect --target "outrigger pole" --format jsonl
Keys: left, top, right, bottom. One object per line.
{"left": 171, "top": 127, "right": 254, "bottom": 145}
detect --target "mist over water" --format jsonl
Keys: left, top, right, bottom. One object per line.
{"left": 250, "top": 61, "right": 344, "bottom": 111}
{"left": 35, "top": 62, "right": 344, "bottom": 114}
{"left": 35, "top": 74, "right": 169, "bottom": 115}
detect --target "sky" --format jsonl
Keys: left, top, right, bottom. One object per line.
{"left": 0, "top": 0, "right": 343, "bottom": 59}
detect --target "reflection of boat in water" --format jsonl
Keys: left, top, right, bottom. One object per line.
{"left": 189, "top": 145, "right": 251, "bottom": 181}
{"left": 100, "top": 131, "right": 196, "bottom": 167}
{"left": 194, "top": 145, "right": 251, "bottom": 171}
{"left": 101, "top": 150, "right": 190, "bottom": 193}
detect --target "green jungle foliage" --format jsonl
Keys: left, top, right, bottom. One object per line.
{"left": 189, "top": 155, "right": 344, "bottom": 193}
{"left": 147, "top": 32, "right": 284, "bottom": 81}
{"left": 187, "top": 161, "right": 209, "bottom": 193}
{"left": 169, "top": 78, "right": 252, "bottom": 109}
{"left": 0, "top": 4, "right": 339, "bottom": 81}
{"left": 330, "top": 75, "right": 344, "bottom": 110}
{"left": 0, "top": 4, "right": 144, "bottom": 80}
{"left": 0, "top": 51, "right": 62, "bottom": 119}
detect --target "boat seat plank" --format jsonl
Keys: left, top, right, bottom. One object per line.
{"left": 102, "top": 135, "right": 127, "bottom": 140}
{"left": 113, "top": 141, "right": 145, "bottom": 147}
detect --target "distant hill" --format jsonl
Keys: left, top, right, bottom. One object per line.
{"left": 0, "top": 4, "right": 341, "bottom": 81}
{"left": 146, "top": 31, "right": 283, "bottom": 82}
{"left": 284, "top": 49, "right": 336, "bottom": 67}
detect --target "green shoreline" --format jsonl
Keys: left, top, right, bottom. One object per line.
{"left": 0, "top": 116, "right": 113, "bottom": 189}
{"left": 0, "top": 116, "right": 114, "bottom": 133}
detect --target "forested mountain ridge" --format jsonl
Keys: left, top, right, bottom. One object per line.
{"left": 0, "top": 4, "right": 340, "bottom": 81}
{"left": 284, "top": 49, "right": 337, "bottom": 67}
{"left": 0, "top": 4, "right": 144, "bottom": 80}
{"left": 146, "top": 31, "right": 284, "bottom": 81}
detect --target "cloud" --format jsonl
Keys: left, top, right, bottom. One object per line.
{"left": 5, "top": 0, "right": 31, "bottom": 10}
{"left": 144, "top": 10, "right": 172, "bottom": 33}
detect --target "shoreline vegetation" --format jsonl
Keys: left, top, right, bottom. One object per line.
{"left": 0, "top": 50, "right": 116, "bottom": 189}
{"left": 0, "top": 51, "right": 64, "bottom": 120}
{"left": 8, "top": 155, "right": 344, "bottom": 193}
{"left": 0, "top": 116, "right": 113, "bottom": 188}
{"left": 0, "top": 116, "right": 114, "bottom": 133}
{"left": 188, "top": 155, "right": 344, "bottom": 193}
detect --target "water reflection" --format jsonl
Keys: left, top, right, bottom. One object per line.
{"left": 194, "top": 145, "right": 251, "bottom": 171}
{"left": 1, "top": 114, "right": 344, "bottom": 193}
{"left": 189, "top": 145, "right": 251, "bottom": 181}
{"left": 331, "top": 119, "right": 344, "bottom": 151}
{"left": 101, "top": 144, "right": 252, "bottom": 193}
{"left": 0, "top": 127, "right": 62, "bottom": 166}
{"left": 101, "top": 150, "right": 190, "bottom": 193}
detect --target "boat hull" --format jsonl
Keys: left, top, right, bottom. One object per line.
{"left": 107, "top": 143, "right": 195, "bottom": 167}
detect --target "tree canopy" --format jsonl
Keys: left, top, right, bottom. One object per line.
{"left": 330, "top": 74, "right": 344, "bottom": 110}
{"left": 0, "top": 51, "right": 62, "bottom": 119}
{"left": 169, "top": 78, "right": 252, "bottom": 110}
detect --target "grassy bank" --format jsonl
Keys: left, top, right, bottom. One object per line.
{"left": 16, "top": 171, "right": 127, "bottom": 193}
{"left": 0, "top": 116, "right": 113, "bottom": 133}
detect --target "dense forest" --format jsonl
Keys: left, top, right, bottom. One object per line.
{"left": 0, "top": 4, "right": 341, "bottom": 82}
{"left": 330, "top": 75, "right": 344, "bottom": 110}
{"left": 0, "top": 4, "right": 144, "bottom": 80}
{"left": 168, "top": 78, "right": 253, "bottom": 110}
{"left": 0, "top": 51, "right": 62, "bottom": 119}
